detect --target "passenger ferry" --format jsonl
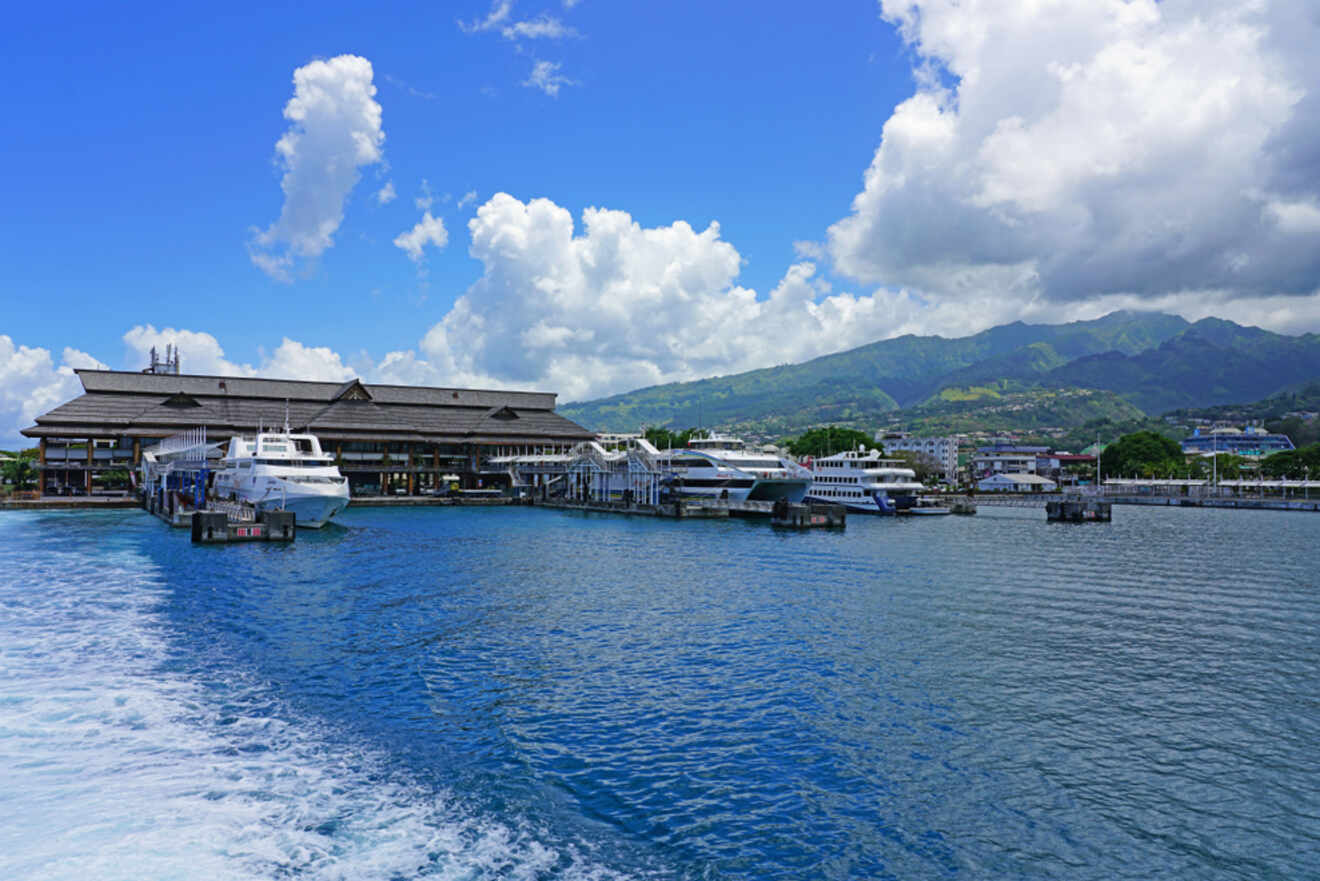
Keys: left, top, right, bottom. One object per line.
{"left": 213, "top": 430, "right": 350, "bottom": 528}
{"left": 805, "top": 448, "right": 926, "bottom": 514}
{"left": 653, "top": 434, "right": 810, "bottom": 503}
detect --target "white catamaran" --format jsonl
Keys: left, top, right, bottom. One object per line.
{"left": 805, "top": 448, "right": 926, "bottom": 514}
{"left": 653, "top": 434, "right": 811, "bottom": 503}
{"left": 213, "top": 430, "right": 350, "bottom": 528}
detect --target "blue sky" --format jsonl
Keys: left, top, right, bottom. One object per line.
{"left": 3, "top": 1, "right": 1320, "bottom": 444}
{"left": 4, "top": 1, "right": 904, "bottom": 356}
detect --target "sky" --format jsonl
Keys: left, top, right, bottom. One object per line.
{"left": 3, "top": 0, "right": 1320, "bottom": 445}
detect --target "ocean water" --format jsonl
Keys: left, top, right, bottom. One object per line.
{"left": 1, "top": 504, "right": 1317, "bottom": 879}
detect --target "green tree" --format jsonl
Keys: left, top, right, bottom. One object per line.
{"left": 785, "top": 427, "right": 877, "bottom": 458}
{"left": 1260, "top": 443, "right": 1320, "bottom": 478}
{"left": 643, "top": 426, "right": 703, "bottom": 449}
{"left": 1100, "top": 430, "right": 1183, "bottom": 478}
{"left": 1, "top": 454, "right": 37, "bottom": 491}
{"left": 888, "top": 450, "right": 939, "bottom": 484}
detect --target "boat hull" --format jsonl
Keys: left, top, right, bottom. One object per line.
{"left": 806, "top": 491, "right": 917, "bottom": 514}
{"left": 746, "top": 478, "right": 810, "bottom": 503}
{"left": 250, "top": 490, "right": 348, "bottom": 528}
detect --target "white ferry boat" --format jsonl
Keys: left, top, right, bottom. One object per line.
{"left": 806, "top": 448, "right": 926, "bottom": 514}
{"left": 213, "top": 430, "right": 350, "bottom": 528}
{"left": 653, "top": 434, "right": 810, "bottom": 503}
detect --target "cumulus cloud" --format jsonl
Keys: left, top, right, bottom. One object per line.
{"left": 393, "top": 212, "right": 449, "bottom": 263}
{"left": 121, "top": 326, "right": 354, "bottom": 382}
{"left": 376, "top": 181, "right": 396, "bottom": 205}
{"left": 250, "top": 55, "right": 385, "bottom": 282}
{"left": 523, "top": 60, "right": 576, "bottom": 97}
{"left": 410, "top": 193, "right": 931, "bottom": 401}
{"left": 828, "top": 0, "right": 1320, "bottom": 310}
{"left": 0, "top": 338, "right": 106, "bottom": 446}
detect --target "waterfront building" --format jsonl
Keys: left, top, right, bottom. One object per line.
{"left": 1181, "top": 426, "right": 1294, "bottom": 458}
{"left": 21, "top": 369, "right": 594, "bottom": 497}
{"left": 977, "top": 472, "right": 1058, "bottom": 493}
{"left": 970, "top": 446, "right": 1049, "bottom": 478}
{"left": 875, "top": 432, "right": 958, "bottom": 483}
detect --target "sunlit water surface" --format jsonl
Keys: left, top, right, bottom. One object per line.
{"left": 1, "top": 505, "right": 1317, "bottom": 879}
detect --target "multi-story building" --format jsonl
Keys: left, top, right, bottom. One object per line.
{"left": 875, "top": 432, "right": 958, "bottom": 483}
{"left": 970, "top": 444, "right": 1050, "bottom": 480}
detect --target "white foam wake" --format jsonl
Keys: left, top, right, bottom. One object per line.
{"left": 0, "top": 521, "right": 630, "bottom": 880}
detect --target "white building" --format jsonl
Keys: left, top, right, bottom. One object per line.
{"left": 875, "top": 432, "right": 958, "bottom": 482}
{"left": 971, "top": 452, "right": 1039, "bottom": 477}
{"left": 977, "top": 472, "right": 1057, "bottom": 493}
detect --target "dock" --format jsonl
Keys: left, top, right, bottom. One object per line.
{"left": 191, "top": 509, "right": 296, "bottom": 543}
{"left": 538, "top": 496, "right": 845, "bottom": 527}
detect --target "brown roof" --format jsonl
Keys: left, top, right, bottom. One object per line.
{"left": 23, "top": 370, "right": 594, "bottom": 444}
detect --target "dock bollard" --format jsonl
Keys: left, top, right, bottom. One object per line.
{"left": 191, "top": 511, "right": 230, "bottom": 543}
{"left": 258, "top": 510, "right": 296, "bottom": 541}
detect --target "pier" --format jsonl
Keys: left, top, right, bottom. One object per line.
{"left": 537, "top": 496, "right": 846, "bottom": 527}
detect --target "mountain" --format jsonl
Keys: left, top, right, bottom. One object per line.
{"left": 558, "top": 312, "right": 1320, "bottom": 437}
{"left": 561, "top": 311, "right": 1190, "bottom": 432}
{"left": 1042, "top": 319, "right": 1320, "bottom": 414}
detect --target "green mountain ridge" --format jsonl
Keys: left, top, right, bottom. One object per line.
{"left": 559, "top": 312, "right": 1320, "bottom": 436}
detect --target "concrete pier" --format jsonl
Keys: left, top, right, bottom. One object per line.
{"left": 1046, "top": 499, "right": 1112, "bottom": 522}
{"left": 191, "top": 509, "right": 295, "bottom": 543}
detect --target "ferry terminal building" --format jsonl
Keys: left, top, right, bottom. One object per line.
{"left": 21, "top": 369, "right": 595, "bottom": 497}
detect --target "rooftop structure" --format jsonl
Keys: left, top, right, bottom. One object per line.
{"left": 1181, "top": 426, "right": 1294, "bottom": 458}
{"left": 22, "top": 369, "right": 594, "bottom": 497}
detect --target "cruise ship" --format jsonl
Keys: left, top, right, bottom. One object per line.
{"left": 652, "top": 434, "right": 810, "bottom": 503}
{"left": 213, "top": 430, "right": 350, "bottom": 528}
{"left": 805, "top": 448, "right": 926, "bottom": 513}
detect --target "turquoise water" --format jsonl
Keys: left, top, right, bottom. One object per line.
{"left": 1, "top": 505, "right": 1317, "bottom": 879}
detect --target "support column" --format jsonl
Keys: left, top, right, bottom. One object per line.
{"left": 38, "top": 438, "right": 47, "bottom": 496}
{"left": 132, "top": 438, "right": 141, "bottom": 466}
{"left": 86, "top": 439, "right": 94, "bottom": 493}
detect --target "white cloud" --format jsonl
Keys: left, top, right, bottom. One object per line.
{"left": 0, "top": 338, "right": 107, "bottom": 446}
{"left": 411, "top": 193, "right": 937, "bottom": 401}
{"left": 376, "top": 181, "right": 396, "bottom": 205}
{"left": 414, "top": 178, "right": 434, "bottom": 212}
{"left": 523, "top": 60, "right": 576, "bottom": 97}
{"left": 458, "top": 0, "right": 513, "bottom": 34}
{"left": 502, "top": 15, "right": 578, "bottom": 40}
{"left": 460, "top": 1, "right": 578, "bottom": 40}
{"left": 828, "top": 0, "right": 1320, "bottom": 311}
{"left": 250, "top": 55, "right": 385, "bottom": 282}
{"left": 262, "top": 339, "right": 357, "bottom": 381}
{"left": 121, "top": 326, "right": 353, "bottom": 382}
{"left": 393, "top": 212, "right": 450, "bottom": 263}
{"left": 1266, "top": 198, "right": 1320, "bottom": 234}
{"left": 457, "top": 190, "right": 478, "bottom": 210}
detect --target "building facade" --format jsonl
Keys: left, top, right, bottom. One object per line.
{"left": 22, "top": 370, "right": 595, "bottom": 497}
{"left": 1181, "top": 426, "right": 1294, "bottom": 457}
{"left": 875, "top": 432, "right": 958, "bottom": 482}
